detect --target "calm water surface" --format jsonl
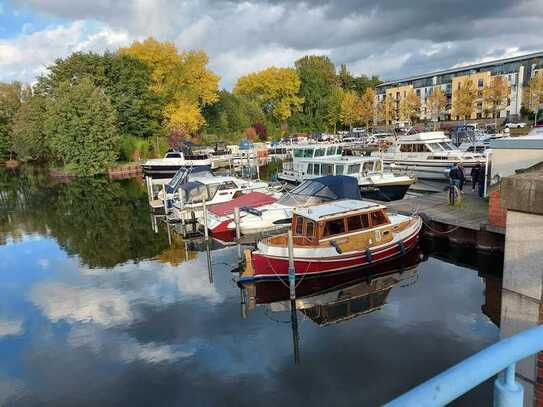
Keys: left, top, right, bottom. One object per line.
{"left": 0, "top": 167, "right": 503, "bottom": 406}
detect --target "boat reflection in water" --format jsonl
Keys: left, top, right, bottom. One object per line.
{"left": 239, "top": 246, "right": 426, "bottom": 362}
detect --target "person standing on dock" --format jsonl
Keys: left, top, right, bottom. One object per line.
{"left": 457, "top": 162, "right": 465, "bottom": 191}
{"left": 470, "top": 161, "right": 482, "bottom": 192}
{"left": 449, "top": 162, "right": 463, "bottom": 191}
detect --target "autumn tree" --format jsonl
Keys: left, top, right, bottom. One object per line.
{"left": 483, "top": 76, "right": 511, "bottom": 128}
{"left": 377, "top": 96, "right": 395, "bottom": 132}
{"left": 399, "top": 88, "right": 421, "bottom": 124}
{"left": 244, "top": 127, "right": 257, "bottom": 141}
{"left": 526, "top": 73, "right": 543, "bottom": 126}
{"left": 252, "top": 122, "right": 268, "bottom": 141}
{"left": 120, "top": 37, "right": 220, "bottom": 137}
{"left": 44, "top": 78, "right": 120, "bottom": 175}
{"left": 427, "top": 87, "right": 448, "bottom": 129}
{"left": 453, "top": 78, "right": 477, "bottom": 123}
{"left": 340, "top": 90, "right": 361, "bottom": 131}
{"left": 359, "top": 88, "right": 376, "bottom": 130}
{"left": 234, "top": 67, "right": 303, "bottom": 127}
{"left": 323, "top": 86, "right": 344, "bottom": 133}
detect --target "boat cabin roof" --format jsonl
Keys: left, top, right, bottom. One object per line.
{"left": 294, "top": 199, "right": 385, "bottom": 222}
{"left": 398, "top": 131, "right": 451, "bottom": 144}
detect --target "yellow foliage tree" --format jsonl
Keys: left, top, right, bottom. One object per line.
{"left": 119, "top": 37, "right": 219, "bottom": 136}
{"left": 526, "top": 73, "right": 543, "bottom": 126}
{"left": 359, "top": 88, "right": 376, "bottom": 130}
{"left": 483, "top": 76, "right": 510, "bottom": 127}
{"left": 234, "top": 67, "right": 303, "bottom": 124}
{"left": 399, "top": 88, "right": 420, "bottom": 124}
{"left": 163, "top": 99, "right": 205, "bottom": 135}
{"left": 453, "top": 78, "right": 477, "bottom": 123}
{"left": 340, "top": 90, "right": 361, "bottom": 131}
{"left": 427, "top": 87, "right": 448, "bottom": 129}
{"left": 377, "top": 96, "right": 395, "bottom": 131}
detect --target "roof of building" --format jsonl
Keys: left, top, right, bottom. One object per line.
{"left": 377, "top": 50, "right": 543, "bottom": 88}
{"left": 294, "top": 199, "right": 384, "bottom": 221}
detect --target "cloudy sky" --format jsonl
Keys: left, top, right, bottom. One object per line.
{"left": 1, "top": 0, "right": 542, "bottom": 88}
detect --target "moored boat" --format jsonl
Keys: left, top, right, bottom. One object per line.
{"left": 243, "top": 199, "right": 422, "bottom": 281}
{"left": 142, "top": 150, "right": 212, "bottom": 179}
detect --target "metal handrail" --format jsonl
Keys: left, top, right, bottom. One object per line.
{"left": 385, "top": 324, "right": 543, "bottom": 407}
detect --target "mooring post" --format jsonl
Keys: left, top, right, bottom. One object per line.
{"left": 145, "top": 176, "right": 152, "bottom": 203}
{"left": 494, "top": 363, "right": 523, "bottom": 407}
{"left": 287, "top": 230, "right": 296, "bottom": 300}
{"left": 290, "top": 298, "right": 300, "bottom": 365}
{"left": 202, "top": 199, "right": 209, "bottom": 240}
{"left": 234, "top": 207, "right": 241, "bottom": 261}
{"left": 162, "top": 184, "right": 167, "bottom": 214}
{"left": 206, "top": 239, "right": 213, "bottom": 284}
{"left": 256, "top": 154, "right": 260, "bottom": 179}
{"left": 166, "top": 222, "right": 172, "bottom": 246}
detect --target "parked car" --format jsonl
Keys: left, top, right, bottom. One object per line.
{"left": 505, "top": 122, "right": 527, "bottom": 128}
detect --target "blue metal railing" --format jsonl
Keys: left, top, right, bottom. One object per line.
{"left": 385, "top": 324, "right": 543, "bottom": 407}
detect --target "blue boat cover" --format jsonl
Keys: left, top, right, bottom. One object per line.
{"left": 286, "top": 175, "right": 361, "bottom": 201}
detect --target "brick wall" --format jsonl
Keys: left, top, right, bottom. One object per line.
{"left": 488, "top": 188, "right": 507, "bottom": 229}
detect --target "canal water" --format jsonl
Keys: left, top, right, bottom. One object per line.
{"left": 0, "top": 167, "right": 503, "bottom": 406}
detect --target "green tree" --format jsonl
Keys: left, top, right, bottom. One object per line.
{"left": 44, "top": 78, "right": 120, "bottom": 175}
{"left": 0, "top": 82, "right": 30, "bottom": 158}
{"left": 337, "top": 64, "right": 381, "bottom": 94}
{"left": 292, "top": 55, "right": 337, "bottom": 131}
{"left": 323, "top": 86, "right": 344, "bottom": 132}
{"left": 10, "top": 96, "right": 48, "bottom": 161}
{"left": 35, "top": 52, "right": 163, "bottom": 139}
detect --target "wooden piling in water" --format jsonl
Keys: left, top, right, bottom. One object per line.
{"left": 234, "top": 207, "right": 241, "bottom": 261}
{"left": 202, "top": 199, "right": 209, "bottom": 240}
{"left": 287, "top": 230, "right": 295, "bottom": 300}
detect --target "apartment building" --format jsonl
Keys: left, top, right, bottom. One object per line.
{"left": 376, "top": 51, "right": 543, "bottom": 124}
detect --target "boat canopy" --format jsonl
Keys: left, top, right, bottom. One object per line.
{"left": 208, "top": 192, "right": 276, "bottom": 216}
{"left": 278, "top": 176, "right": 361, "bottom": 206}
{"left": 179, "top": 181, "right": 219, "bottom": 204}
{"left": 165, "top": 166, "right": 212, "bottom": 194}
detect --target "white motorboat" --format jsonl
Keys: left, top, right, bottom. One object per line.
{"left": 142, "top": 150, "right": 212, "bottom": 179}
{"left": 278, "top": 154, "right": 414, "bottom": 201}
{"left": 375, "top": 131, "right": 485, "bottom": 180}
{"left": 233, "top": 176, "right": 362, "bottom": 235}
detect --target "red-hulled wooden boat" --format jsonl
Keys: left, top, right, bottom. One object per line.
{"left": 242, "top": 199, "right": 422, "bottom": 281}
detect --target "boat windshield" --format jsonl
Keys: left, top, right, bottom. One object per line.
{"left": 437, "top": 142, "right": 455, "bottom": 151}
{"left": 278, "top": 182, "right": 341, "bottom": 205}
{"left": 180, "top": 182, "right": 220, "bottom": 204}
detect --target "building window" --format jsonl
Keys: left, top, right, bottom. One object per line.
{"left": 478, "top": 79, "right": 484, "bottom": 88}
{"left": 416, "top": 89, "right": 420, "bottom": 97}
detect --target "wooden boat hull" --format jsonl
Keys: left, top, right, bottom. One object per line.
{"left": 248, "top": 218, "right": 422, "bottom": 280}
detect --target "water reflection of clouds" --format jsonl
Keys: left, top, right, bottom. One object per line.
{"left": 0, "top": 317, "right": 24, "bottom": 337}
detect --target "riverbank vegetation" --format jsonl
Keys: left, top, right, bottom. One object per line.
{"left": 0, "top": 37, "right": 380, "bottom": 174}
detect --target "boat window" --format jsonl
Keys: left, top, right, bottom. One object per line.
{"left": 374, "top": 161, "right": 382, "bottom": 172}
{"left": 363, "top": 161, "right": 374, "bottom": 173}
{"left": 361, "top": 214, "right": 370, "bottom": 228}
{"left": 304, "top": 148, "right": 314, "bottom": 158}
{"left": 323, "top": 218, "right": 346, "bottom": 237}
{"left": 165, "top": 152, "right": 182, "bottom": 158}
{"left": 326, "top": 146, "right": 336, "bottom": 156}
{"left": 347, "top": 215, "right": 363, "bottom": 231}
{"left": 323, "top": 164, "right": 334, "bottom": 176}
{"left": 347, "top": 164, "right": 361, "bottom": 174}
{"left": 336, "top": 146, "right": 343, "bottom": 155}
{"left": 313, "top": 164, "right": 320, "bottom": 175}
{"left": 307, "top": 164, "right": 313, "bottom": 175}
{"left": 314, "top": 148, "right": 325, "bottom": 157}
{"left": 400, "top": 144, "right": 412, "bottom": 152}
{"left": 207, "top": 184, "right": 220, "bottom": 199}
{"left": 369, "top": 210, "right": 388, "bottom": 227}
{"left": 335, "top": 165, "right": 344, "bottom": 175}
{"left": 295, "top": 216, "right": 304, "bottom": 235}
{"left": 439, "top": 142, "right": 454, "bottom": 151}
{"left": 294, "top": 149, "right": 304, "bottom": 158}
{"left": 219, "top": 181, "right": 238, "bottom": 190}
{"left": 305, "top": 220, "right": 315, "bottom": 238}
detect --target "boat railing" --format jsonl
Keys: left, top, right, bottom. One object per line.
{"left": 384, "top": 324, "right": 543, "bottom": 407}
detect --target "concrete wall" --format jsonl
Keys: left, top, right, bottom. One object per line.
{"left": 500, "top": 210, "right": 543, "bottom": 407}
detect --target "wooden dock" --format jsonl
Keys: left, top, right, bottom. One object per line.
{"left": 381, "top": 188, "right": 504, "bottom": 251}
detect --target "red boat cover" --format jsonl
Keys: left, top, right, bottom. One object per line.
{"left": 208, "top": 192, "right": 276, "bottom": 216}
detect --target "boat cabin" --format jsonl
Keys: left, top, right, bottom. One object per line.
{"left": 292, "top": 145, "right": 344, "bottom": 160}
{"left": 305, "top": 157, "right": 382, "bottom": 177}
{"left": 274, "top": 200, "right": 393, "bottom": 247}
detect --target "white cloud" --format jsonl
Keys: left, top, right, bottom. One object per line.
{"left": 0, "top": 318, "right": 24, "bottom": 337}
